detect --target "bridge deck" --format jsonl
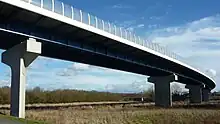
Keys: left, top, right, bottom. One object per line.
{"left": 0, "top": 0, "right": 215, "bottom": 89}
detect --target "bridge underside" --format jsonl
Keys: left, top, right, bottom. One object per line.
{"left": 0, "top": 30, "right": 170, "bottom": 77}
{"left": 0, "top": 1, "right": 215, "bottom": 89}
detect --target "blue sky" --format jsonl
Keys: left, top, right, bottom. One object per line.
{"left": 0, "top": 0, "right": 220, "bottom": 92}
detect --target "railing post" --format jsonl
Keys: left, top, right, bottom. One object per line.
{"left": 108, "top": 22, "right": 111, "bottom": 33}
{"left": 52, "top": 0, "right": 54, "bottom": 12}
{"left": 102, "top": 20, "right": 105, "bottom": 30}
{"left": 61, "top": 2, "right": 64, "bottom": 16}
{"left": 88, "top": 13, "right": 91, "bottom": 25}
{"left": 114, "top": 25, "right": 117, "bottom": 35}
{"left": 71, "top": 6, "right": 74, "bottom": 20}
{"left": 120, "top": 28, "right": 122, "bottom": 37}
{"left": 138, "top": 37, "right": 142, "bottom": 46}
{"left": 130, "top": 32, "right": 132, "bottom": 41}
{"left": 156, "top": 44, "right": 159, "bottom": 52}
{"left": 151, "top": 43, "right": 154, "bottom": 50}
{"left": 95, "top": 16, "right": 98, "bottom": 28}
{"left": 156, "top": 44, "right": 158, "bottom": 52}
{"left": 41, "top": 0, "right": 43, "bottom": 8}
{"left": 159, "top": 46, "right": 161, "bottom": 53}
{"left": 80, "top": 10, "right": 83, "bottom": 22}
{"left": 125, "top": 30, "right": 127, "bottom": 39}
{"left": 127, "top": 31, "right": 130, "bottom": 41}
{"left": 134, "top": 34, "right": 136, "bottom": 43}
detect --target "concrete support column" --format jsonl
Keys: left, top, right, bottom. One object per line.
{"left": 148, "top": 74, "right": 178, "bottom": 107}
{"left": 1, "top": 38, "right": 41, "bottom": 118}
{"left": 202, "top": 88, "right": 210, "bottom": 102}
{"left": 185, "top": 85, "right": 202, "bottom": 103}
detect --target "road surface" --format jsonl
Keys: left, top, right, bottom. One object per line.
{"left": 0, "top": 117, "right": 22, "bottom": 124}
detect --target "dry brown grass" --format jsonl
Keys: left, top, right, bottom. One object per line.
{"left": 1, "top": 105, "right": 220, "bottom": 124}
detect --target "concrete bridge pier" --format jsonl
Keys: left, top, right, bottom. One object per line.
{"left": 185, "top": 84, "right": 203, "bottom": 103}
{"left": 202, "top": 88, "right": 210, "bottom": 102}
{"left": 148, "top": 74, "right": 178, "bottom": 107}
{"left": 1, "top": 38, "right": 41, "bottom": 118}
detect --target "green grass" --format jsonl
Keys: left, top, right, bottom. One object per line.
{"left": 0, "top": 114, "right": 47, "bottom": 124}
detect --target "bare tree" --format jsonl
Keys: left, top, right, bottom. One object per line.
{"left": 143, "top": 85, "right": 154, "bottom": 101}
{"left": 171, "top": 83, "right": 182, "bottom": 95}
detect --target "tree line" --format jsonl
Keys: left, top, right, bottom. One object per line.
{"left": 0, "top": 85, "right": 188, "bottom": 104}
{"left": 0, "top": 86, "right": 155, "bottom": 104}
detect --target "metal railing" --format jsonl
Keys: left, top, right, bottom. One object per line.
{"left": 20, "top": 0, "right": 213, "bottom": 79}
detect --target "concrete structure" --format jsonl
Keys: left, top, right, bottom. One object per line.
{"left": 185, "top": 85, "right": 203, "bottom": 103}
{"left": 202, "top": 88, "right": 210, "bottom": 102}
{"left": 0, "top": 0, "right": 216, "bottom": 118}
{"left": 148, "top": 74, "right": 178, "bottom": 107}
{"left": 1, "top": 38, "right": 41, "bottom": 118}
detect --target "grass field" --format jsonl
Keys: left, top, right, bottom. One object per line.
{"left": 1, "top": 105, "right": 220, "bottom": 124}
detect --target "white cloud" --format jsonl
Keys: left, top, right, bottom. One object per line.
{"left": 125, "top": 23, "right": 146, "bottom": 32}
{"left": 148, "top": 24, "right": 158, "bottom": 29}
{"left": 112, "top": 4, "right": 134, "bottom": 9}
{"left": 171, "top": 82, "right": 185, "bottom": 93}
{"left": 72, "top": 63, "right": 90, "bottom": 70}
{"left": 28, "top": 56, "right": 52, "bottom": 70}
{"left": 106, "top": 79, "right": 152, "bottom": 93}
{"left": 46, "top": 69, "right": 146, "bottom": 92}
{"left": 114, "top": 20, "right": 136, "bottom": 31}
{"left": 127, "top": 27, "right": 134, "bottom": 32}
{"left": 17, "top": 55, "right": 148, "bottom": 91}
{"left": 149, "top": 15, "right": 220, "bottom": 58}
{"left": 206, "top": 69, "right": 217, "bottom": 77}
{"left": 146, "top": 14, "right": 220, "bottom": 91}
{"left": 0, "top": 80, "right": 10, "bottom": 87}
{"left": 114, "top": 20, "right": 145, "bottom": 32}
{"left": 149, "top": 16, "right": 162, "bottom": 20}
{"left": 137, "top": 24, "right": 145, "bottom": 28}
